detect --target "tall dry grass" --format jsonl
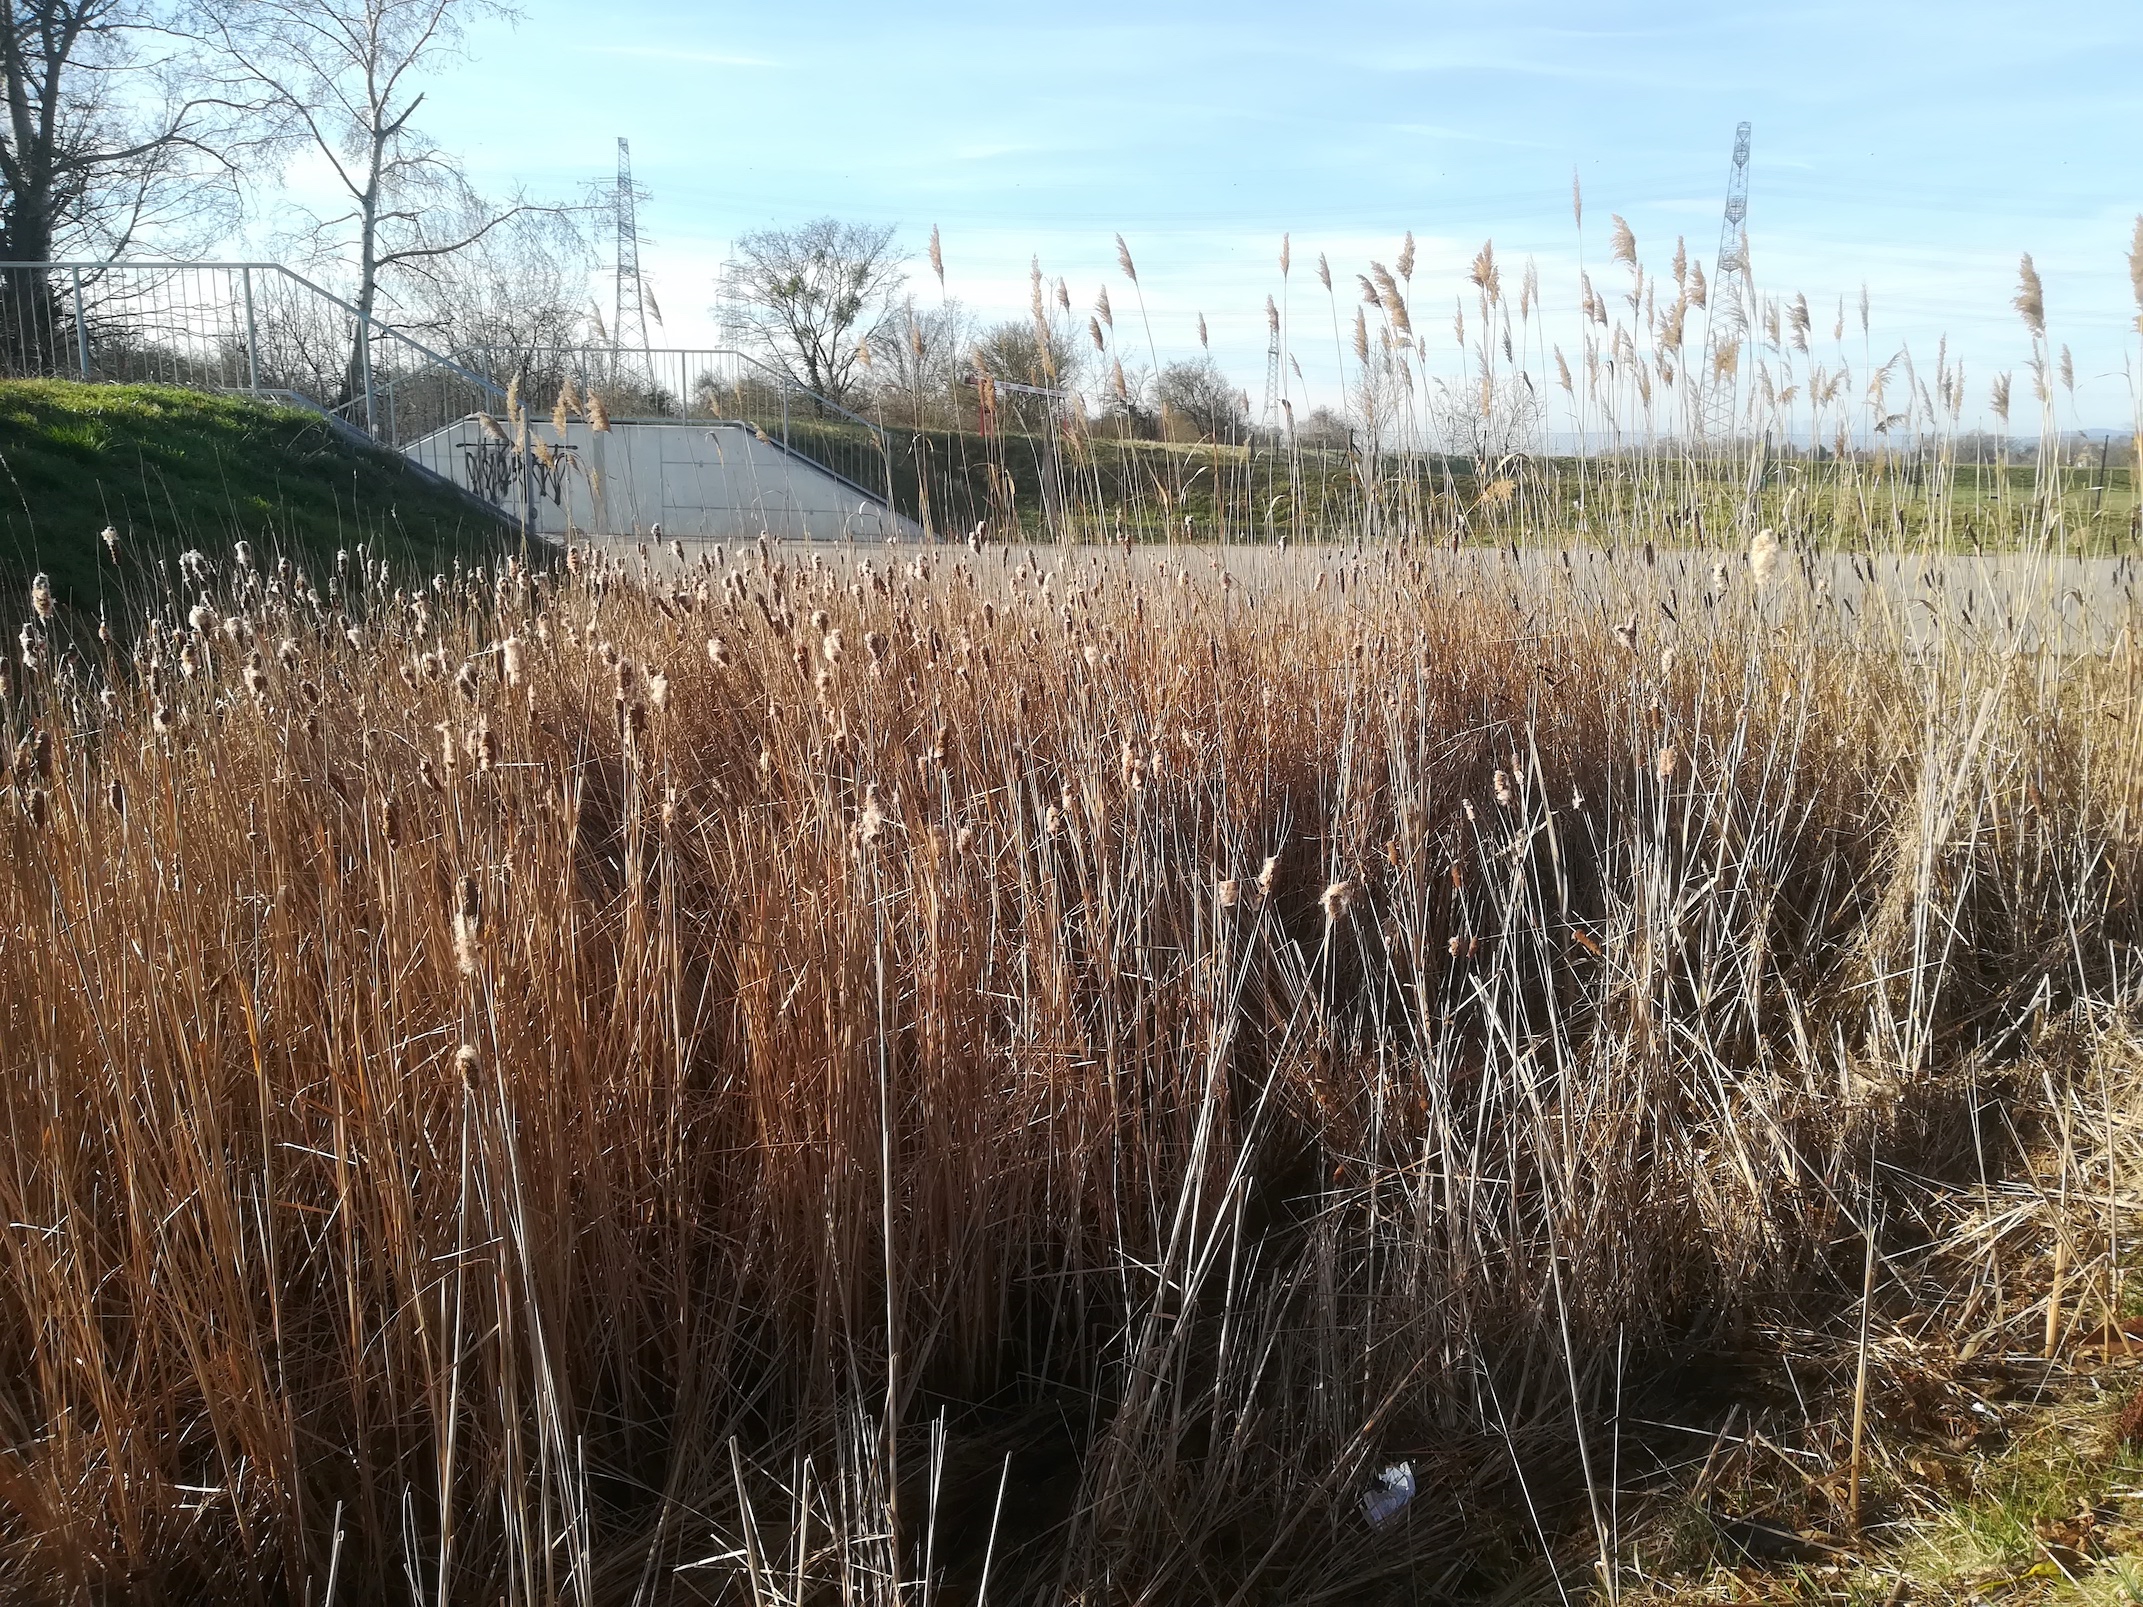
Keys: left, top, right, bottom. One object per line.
{"left": 1, "top": 530, "right": 2139, "bottom": 1602}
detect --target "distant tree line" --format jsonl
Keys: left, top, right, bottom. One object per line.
{"left": 725, "top": 214, "right": 1357, "bottom": 448}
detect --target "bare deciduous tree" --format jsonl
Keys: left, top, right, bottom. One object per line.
{"left": 399, "top": 195, "right": 590, "bottom": 363}
{"left": 196, "top": 0, "right": 574, "bottom": 410}
{"left": 1155, "top": 354, "right": 1244, "bottom": 443}
{"left": 1, "top": 0, "right": 246, "bottom": 363}
{"left": 869, "top": 295, "right": 971, "bottom": 427}
{"left": 968, "top": 317, "right": 1080, "bottom": 433}
{"left": 730, "top": 216, "right": 903, "bottom": 410}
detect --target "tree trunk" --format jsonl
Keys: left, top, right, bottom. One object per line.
{"left": 341, "top": 134, "right": 385, "bottom": 429}
{"left": 1, "top": 193, "right": 61, "bottom": 373}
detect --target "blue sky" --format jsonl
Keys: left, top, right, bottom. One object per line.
{"left": 403, "top": 0, "right": 2142, "bottom": 428}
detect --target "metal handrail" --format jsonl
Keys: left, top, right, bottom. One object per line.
{"left": 0, "top": 259, "right": 510, "bottom": 407}
{"left": 452, "top": 341, "right": 885, "bottom": 442}
{"left": 0, "top": 258, "right": 905, "bottom": 528}
{"left": 0, "top": 263, "right": 882, "bottom": 444}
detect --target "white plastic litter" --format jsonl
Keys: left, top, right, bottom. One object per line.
{"left": 1361, "top": 1461, "right": 1416, "bottom": 1528}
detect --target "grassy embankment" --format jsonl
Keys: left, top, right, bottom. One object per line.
{"left": 0, "top": 380, "right": 511, "bottom": 608}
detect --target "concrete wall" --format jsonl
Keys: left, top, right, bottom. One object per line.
{"left": 404, "top": 418, "right": 921, "bottom": 541}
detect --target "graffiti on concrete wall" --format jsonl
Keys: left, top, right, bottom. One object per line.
{"left": 463, "top": 439, "right": 579, "bottom": 507}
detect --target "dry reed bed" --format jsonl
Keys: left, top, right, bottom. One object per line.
{"left": 0, "top": 535, "right": 2137, "bottom": 1603}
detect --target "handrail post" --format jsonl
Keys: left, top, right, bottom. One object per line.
{"left": 70, "top": 267, "right": 88, "bottom": 379}
{"left": 359, "top": 319, "right": 377, "bottom": 436}
{"left": 242, "top": 267, "right": 261, "bottom": 392}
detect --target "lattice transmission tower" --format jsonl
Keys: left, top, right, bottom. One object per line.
{"left": 1260, "top": 296, "right": 1283, "bottom": 431}
{"left": 1697, "top": 121, "right": 1753, "bottom": 447}
{"left": 611, "top": 137, "right": 656, "bottom": 388}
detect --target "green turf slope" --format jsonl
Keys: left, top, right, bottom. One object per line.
{"left": 0, "top": 380, "right": 512, "bottom": 612}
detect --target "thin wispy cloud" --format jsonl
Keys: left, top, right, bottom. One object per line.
{"left": 584, "top": 45, "right": 781, "bottom": 68}
{"left": 1386, "top": 123, "right": 1556, "bottom": 152}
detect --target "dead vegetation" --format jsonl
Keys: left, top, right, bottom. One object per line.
{"left": 0, "top": 526, "right": 2139, "bottom": 1604}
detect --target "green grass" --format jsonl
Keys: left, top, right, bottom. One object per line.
{"left": 0, "top": 379, "right": 513, "bottom": 613}
{"left": 770, "top": 410, "right": 2140, "bottom": 549}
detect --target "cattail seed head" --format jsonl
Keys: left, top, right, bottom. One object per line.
{"left": 1656, "top": 744, "right": 1680, "bottom": 782}
{"left": 1748, "top": 528, "right": 1781, "bottom": 587}
{"left": 858, "top": 784, "right": 888, "bottom": 845}
{"left": 30, "top": 573, "right": 54, "bottom": 621}
{"left": 1217, "top": 877, "right": 1240, "bottom": 908}
{"left": 1256, "top": 854, "right": 1281, "bottom": 897}
{"left": 1320, "top": 878, "right": 1359, "bottom": 925}
{"left": 452, "top": 875, "right": 482, "bottom": 975}
{"left": 1493, "top": 769, "right": 1515, "bottom": 808}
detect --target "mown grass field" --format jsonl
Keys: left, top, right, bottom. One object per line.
{"left": 766, "top": 412, "right": 2139, "bottom": 554}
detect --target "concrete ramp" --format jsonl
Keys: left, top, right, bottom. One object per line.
{"left": 404, "top": 417, "right": 922, "bottom": 541}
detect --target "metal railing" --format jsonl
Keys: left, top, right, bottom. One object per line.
{"left": 0, "top": 261, "right": 898, "bottom": 513}
{"left": 0, "top": 260, "right": 512, "bottom": 440}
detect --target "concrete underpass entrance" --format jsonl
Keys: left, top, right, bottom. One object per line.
{"left": 405, "top": 417, "right": 922, "bottom": 542}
